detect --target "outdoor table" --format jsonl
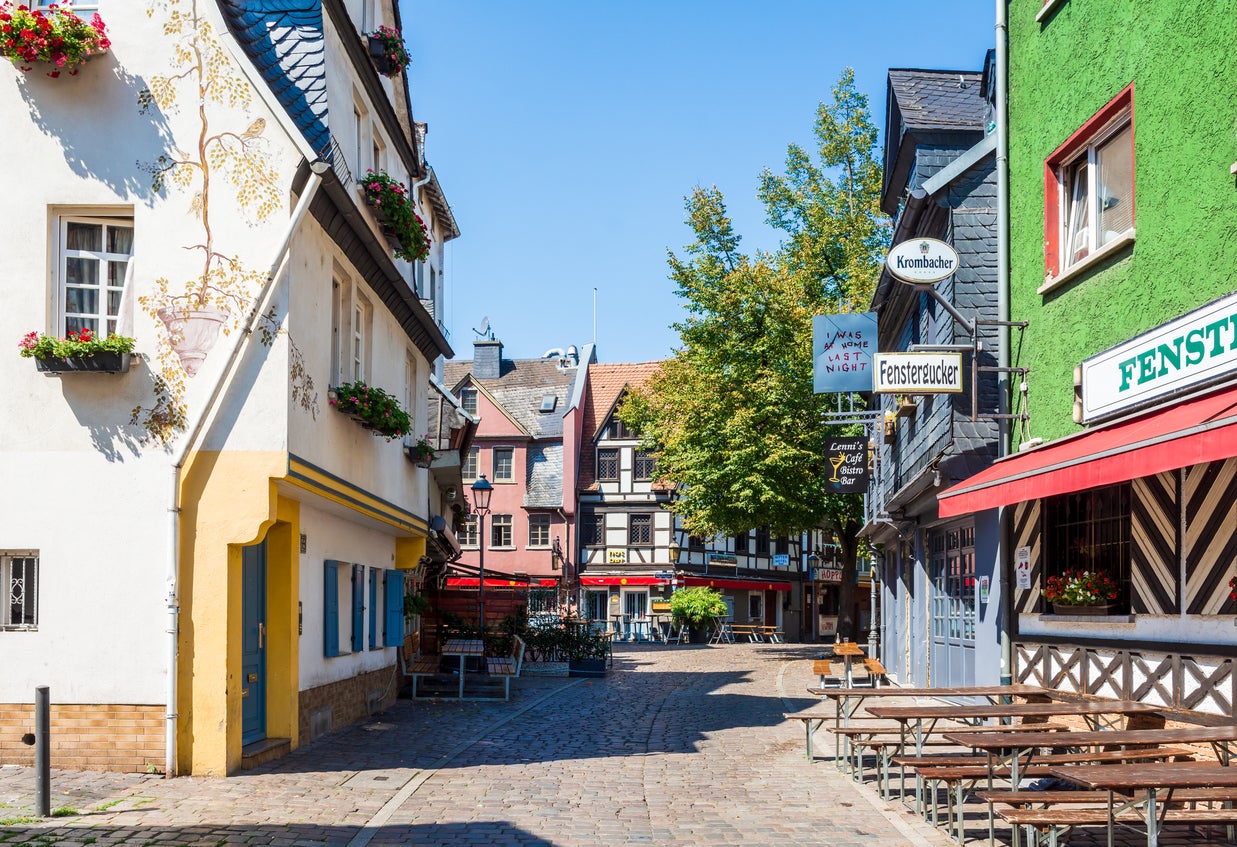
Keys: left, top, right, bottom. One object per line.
{"left": 808, "top": 684, "right": 1051, "bottom": 769}
{"left": 441, "top": 638, "right": 485, "bottom": 698}
{"left": 1046, "top": 761, "right": 1237, "bottom": 847}
{"left": 831, "top": 640, "right": 866, "bottom": 686}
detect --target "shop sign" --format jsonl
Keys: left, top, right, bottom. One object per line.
{"left": 873, "top": 352, "right": 964, "bottom": 394}
{"left": 824, "top": 436, "right": 869, "bottom": 493}
{"left": 708, "top": 552, "right": 737, "bottom": 567}
{"left": 813, "top": 563, "right": 843, "bottom": 584}
{"left": 813, "top": 312, "right": 877, "bottom": 394}
{"left": 885, "top": 237, "right": 959, "bottom": 284}
{"left": 607, "top": 549, "right": 626, "bottom": 564}
{"left": 772, "top": 553, "right": 789, "bottom": 569}
{"left": 1078, "top": 291, "right": 1237, "bottom": 423}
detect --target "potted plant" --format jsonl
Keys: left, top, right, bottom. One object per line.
{"left": 669, "top": 586, "right": 728, "bottom": 643}
{"left": 407, "top": 437, "right": 437, "bottom": 468}
{"left": 363, "top": 25, "right": 409, "bottom": 77}
{"left": 18, "top": 328, "right": 135, "bottom": 373}
{"left": 566, "top": 627, "right": 612, "bottom": 677}
{"left": 404, "top": 592, "right": 430, "bottom": 619}
{"left": 0, "top": 2, "right": 110, "bottom": 76}
{"left": 361, "top": 170, "right": 431, "bottom": 262}
{"left": 1044, "top": 569, "right": 1120, "bottom": 615}
{"left": 328, "top": 380, "right": 411, "bottom": 439}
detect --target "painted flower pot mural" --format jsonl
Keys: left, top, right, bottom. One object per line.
{"left": 156, "top": 306, "right": 229, "bottom": 377}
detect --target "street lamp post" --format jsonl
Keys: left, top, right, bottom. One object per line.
{"left": 807, "top": 553, "right": 820, "bottom": 642}
{"left": 471, "top": 475, "right": 493, "bottom": 631}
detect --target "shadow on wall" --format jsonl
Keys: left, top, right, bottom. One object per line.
{"left": 15, "top": 52, "right": 170, "bottom": 205}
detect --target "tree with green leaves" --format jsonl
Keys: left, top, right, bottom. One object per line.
{"left": 620, "top": 69, "right": 888, "bottom": 640}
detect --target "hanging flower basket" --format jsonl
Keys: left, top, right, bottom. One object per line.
{"left": 406, "top": 438, "right": 436, "bottom": 468}
{"left": 157, "top": 306, "right": 229, "bottom": 376}
{"left": 364, "top": 26, "right": 409, "bottom": 78}
{"left": 0, "top": 3, "right": 111, "bottom": 77}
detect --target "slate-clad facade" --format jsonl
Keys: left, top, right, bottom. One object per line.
{"left": 867, "top": 57, "right": 1002, "bottom": 687}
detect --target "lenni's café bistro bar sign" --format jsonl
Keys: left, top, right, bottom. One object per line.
{"left": 1079, "top": 290, "right": 1237, "bottom": 423}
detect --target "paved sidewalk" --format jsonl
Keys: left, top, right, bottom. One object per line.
{"left": 1, "top": 643, "right": 952, "bottom": 847}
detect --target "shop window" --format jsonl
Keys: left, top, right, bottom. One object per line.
{"left": 748, "top": 592, "right": 763, "bottom": 621}
{"left": 1043, "top": 484, "right": 1131, "bottom": 608}
{"left": 1043, "top": 84, "right": 1134, "bottom": 286}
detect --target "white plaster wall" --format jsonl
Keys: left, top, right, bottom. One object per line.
{"left": 1018, "top": 613, "right": 1237, "bottom": 646}
{"left": 297, "top": 502, "right": 400, "bottom": 690}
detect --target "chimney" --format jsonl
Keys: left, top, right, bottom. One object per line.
{"left": 473, "top": 338, "right": 502, "bottom": 380}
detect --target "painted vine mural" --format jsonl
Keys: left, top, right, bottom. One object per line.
{"left": 133, "top": 0, "right": 316, "bottom": 445}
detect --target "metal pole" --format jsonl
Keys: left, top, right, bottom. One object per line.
{"left": 478, "top": 512, "right": 486, "bottom": 631}
{"left": 35, "top": 686, "right": 50, "bottom": 817}
{"left": 868, "top": 556, "right": 879, "bottom": 661}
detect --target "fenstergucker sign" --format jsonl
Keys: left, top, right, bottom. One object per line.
{"left": 1079, "top": 291, "right": 1237, "bottom": 423}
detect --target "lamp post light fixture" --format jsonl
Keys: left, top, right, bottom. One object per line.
{"left": 806, "top": 553, "right": 820, "bottom": 642}
{"left": 668, "top": 540, "right": 681, "bottom": 564}
{"left": 470, "top": 474, "right": 493, "bottom": 630}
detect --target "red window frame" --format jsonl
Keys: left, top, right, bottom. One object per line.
{"left": 1042, "top": 83, "right": 1135, "bottom": 280}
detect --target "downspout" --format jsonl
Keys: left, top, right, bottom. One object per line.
{"left": 165, "top": 160, "right": 329, "bottom": 777}
{"left": 995, "top": 0, "right": 1013, "bottom": 688}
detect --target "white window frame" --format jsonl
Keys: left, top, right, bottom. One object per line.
{"left": 1059, "top": 117, "right": 1132, "bottom": 273}
{"left": 462, "top": 447, "right": 479, "bottom": 481}
{"left": 55, "top": 214, "right": 134, "bottom": 338}
{"left": 492, "top": 447, "right": 515, "bottom": 483}
{"left": 459, "top": 516, "right": 479, "bottom": 548}
{"left": 351, "top": 293, "right": 371, "bottom": 382}
{"left": 331, "top": 277, "right": 345, "bottom": 386}
{"left": 528, "top": 514, "right": 551, "bottom": 549}
{"left": 490, "top": 514, "right": 514, "bottom": 549}
{"left": 460, "top": 386, "right": 478, "bottom": 415}
{"left": 2, "top": 551, "right": 39, "bottom": 631}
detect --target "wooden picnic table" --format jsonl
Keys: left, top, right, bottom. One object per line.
{"left": 441, "top": 638, "right": 485, "bottom": 698}
{"left": 944, "top": 724, "right": 1237, "bottom": 767}
{"left": 729, "top": 623, "right": 782, "bottom": 643}
{"left": 802, "top": 684, "right": 1051, "bottom": 769}
{"left": 830, "top": 640, "right": 866, "bottom": 686}
{"left": 1046, "top": 761, "right": 1237, "bottom": 847}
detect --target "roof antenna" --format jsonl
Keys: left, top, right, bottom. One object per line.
{"left": 472, "top": 316, "right": 494, "bottom": 340}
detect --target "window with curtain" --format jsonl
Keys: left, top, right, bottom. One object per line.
{"left": 59, "top": 217, "right": 133, "bottom": 338}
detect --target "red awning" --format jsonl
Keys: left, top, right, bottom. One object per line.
{"left": 682, "top": 576, "right": 793, "bottom": 591}
{"left": 938, "top": 383, "right": 1237, "bottom": 518}
{"left": 446, "top": 577, "right": 558, "bottom": 588}
{"left": 580, "top": 576, "right": 667, "bottom": 586}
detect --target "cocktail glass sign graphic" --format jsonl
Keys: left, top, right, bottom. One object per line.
{"left": 824, "top": 437, "right": 868, "bottom": 493}
{"left": 813, "top": 312, "right": 877, "bottom": 394}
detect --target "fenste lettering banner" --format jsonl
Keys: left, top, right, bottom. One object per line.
{"left": 824, "top": 437, "right": 868, "bottom": 493}
{"left": 813, "top": 312, "right": 877, "bottom": 394}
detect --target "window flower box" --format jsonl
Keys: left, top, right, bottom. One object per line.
{"left": 406, "top": 438, "right": 437, "bottom": 468}
{"left": 18, "top": 329, "right": 135, "bottom": 375}
{"left": 361, "top": 170, "right": 430, "bottom": 262}
{"left": 34, "top": 351, "right": 131, "bottom": 373}
{"left": 328, "top": 381, "right": 411, "bottom": 440}
{"left": 0, "top": 3, "right": 111, "bottom": 77}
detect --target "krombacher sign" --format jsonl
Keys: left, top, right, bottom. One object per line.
{"left": 1079, "top": 291, "right": 1237, "bottom": 423}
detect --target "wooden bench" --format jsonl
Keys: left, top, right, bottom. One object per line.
{"left": 995, "top": 805, "right": 1237, "bottom": 847}
{"left": 863, "top": 657, "right": 888, "bottom": 686}
{"left": 978, "top": 787, "right": 1237, "bottom": 808}
{"left": 812, "top": 658, "right": 846, "bottom": 688}
{"left": 485, "top": 635, "right": 526, "bottom": 700}
{"left": 408, "top": 654, "right": 442, "bottom": 698}
{"left": 912, "top": 747, "right": 1198, "bottom": 842}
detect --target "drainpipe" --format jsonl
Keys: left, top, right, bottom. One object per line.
{"left": 164, "top": 160, "right": 329, "bottom": 777}
{"left": 995, "top": 0, "right": 1013, "bottom": 689}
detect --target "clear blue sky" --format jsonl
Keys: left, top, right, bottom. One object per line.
{"left": 404, "top": 1, "right": 996, "bottom": 364}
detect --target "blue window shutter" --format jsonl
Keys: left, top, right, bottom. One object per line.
{"left": 368, "top": 568, "right": 378, "bottom": 650}
{"left": 351, "top": 564, "right": 364, "bottom": 653}
{"left": 323, "top": 560, "right": 340, "bottom": 658}
{"left": 384, "top": 569, "right": 405, "bottom": 647}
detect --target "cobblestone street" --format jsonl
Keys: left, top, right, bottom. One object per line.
{"left": 1, "top": 644, "right": 950, "bottom": 847}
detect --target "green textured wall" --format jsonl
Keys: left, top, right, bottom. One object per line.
{"left": 1008, "top": 0, "right": 1237, "bottom": 442}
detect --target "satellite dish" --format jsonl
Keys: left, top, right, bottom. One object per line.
{"left": 472, "top": 316, "right": 492, "bottom": 340}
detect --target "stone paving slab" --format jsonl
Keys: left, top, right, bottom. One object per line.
{"left": 0, "top": 644, "right": 1011, "bottom": 847}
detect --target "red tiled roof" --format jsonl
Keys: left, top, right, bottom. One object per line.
{"left": 578, "top": 362, "right": 662, "bottom": 491}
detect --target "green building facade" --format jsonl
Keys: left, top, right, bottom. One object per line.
{"left": 1008, "top": 0, "right": 1237, "bottom": 440}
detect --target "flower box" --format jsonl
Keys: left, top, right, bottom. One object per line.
{"left": 1050, "top": 603, "right": 1112, "bottom": 616}
{"left": 328, "top": 382, "right": 410, "bottom": 440}
{"left": 34, "top": 352, "right": 131, "bottom": 374}
{"left": 364, "top": 27, "right": 409, "bottom": 78}
{"left": 361, "top": 170, "right": 430, "bottom": 262}
{"left": 0, "top": 3, "right": 111, "bottom": 77}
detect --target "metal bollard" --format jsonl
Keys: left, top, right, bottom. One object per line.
{"left": 35, "top": 686, "right": 50, "bottom": 817}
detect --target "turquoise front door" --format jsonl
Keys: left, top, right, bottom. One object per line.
{"left": 241, "top": 541, "right": 267, "bottom": 746}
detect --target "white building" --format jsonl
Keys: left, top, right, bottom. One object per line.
{"left": 0, "top": 0, "right": 459, "bottom": 775}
